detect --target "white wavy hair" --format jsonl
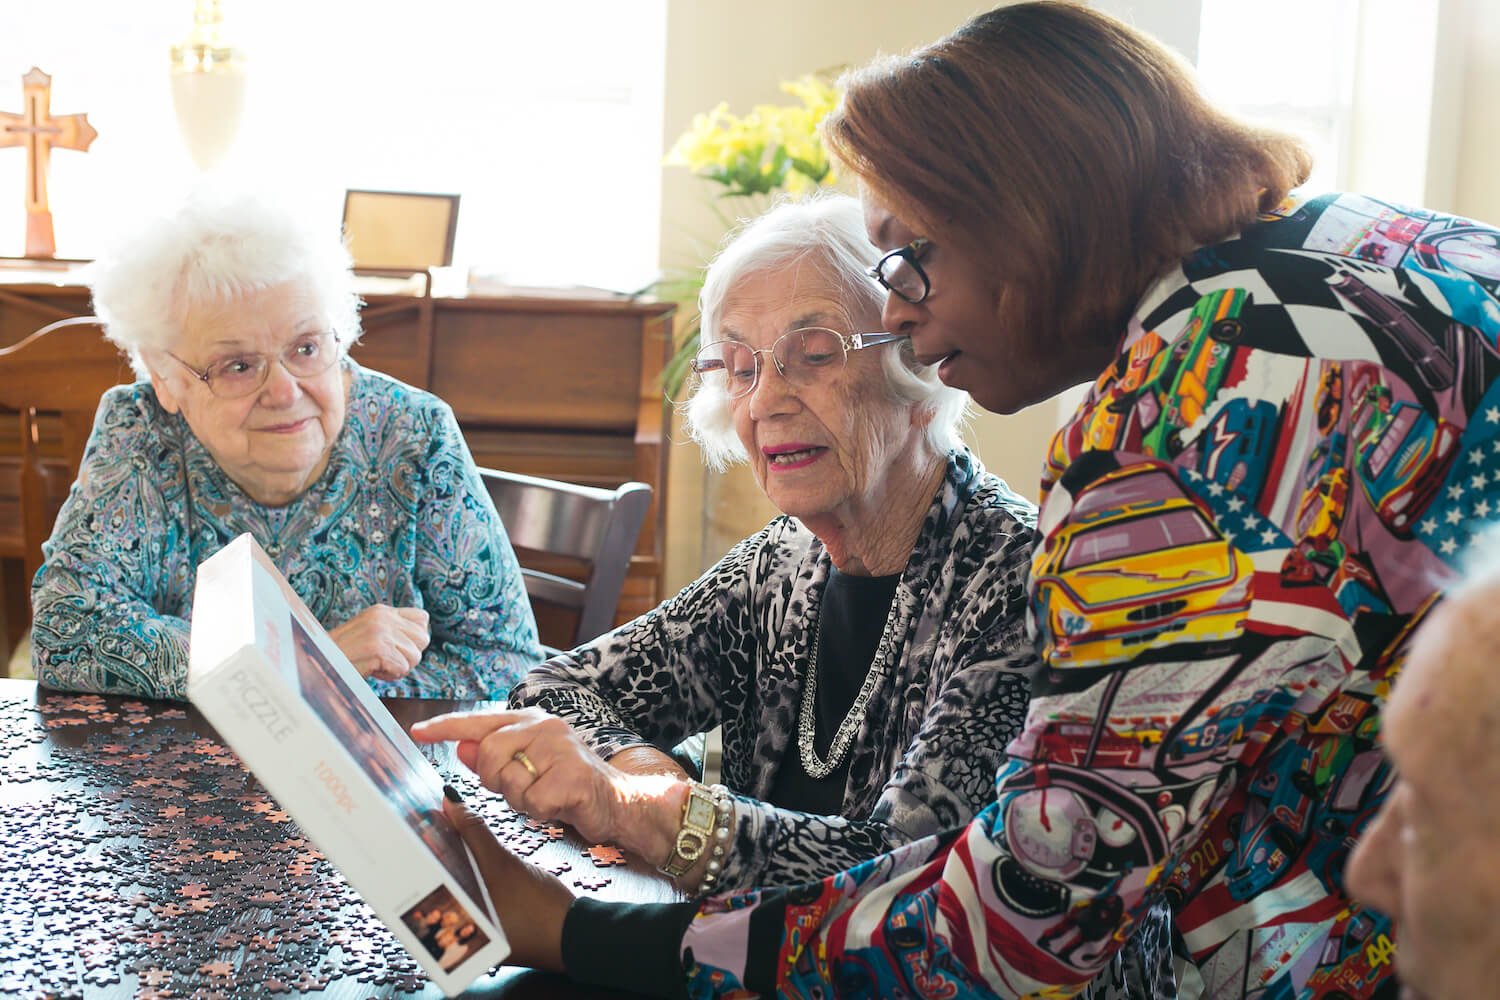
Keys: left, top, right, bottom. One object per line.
{"left": 86, "top": 187, "right": 362, "bottom": 379}
{"left": 684, "top": 193, "right": 970, "bottom": 470}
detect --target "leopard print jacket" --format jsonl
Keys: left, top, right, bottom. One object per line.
{"left": 509, "top": 450, "right": 1038, "bottom": 892}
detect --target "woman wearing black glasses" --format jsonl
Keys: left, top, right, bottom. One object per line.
{"left": 421, "top": 2, "right": 1500, "bottom": 998}
{"left": 414, "top": 192, "right": 1041, "bottom": 902}
{"left": 31, "top": 189, "right": 542, "bottom": 701}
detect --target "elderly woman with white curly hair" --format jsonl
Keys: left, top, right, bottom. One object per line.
{"left": 31, "top": 189, "right": 543, "bottom": 700}
{"left": 411, "top": 193, "right": 1039, "bottom": 896}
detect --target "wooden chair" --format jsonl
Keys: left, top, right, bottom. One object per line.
{"left": 480, "top": 467, "right": 651, "bottom": 652}
{"left": 0, "top": 316, "right": 135, "bottom": 665}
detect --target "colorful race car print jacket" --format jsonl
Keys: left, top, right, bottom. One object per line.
{"left": 661, "top": 193, "right": 1500, "bottom": 998}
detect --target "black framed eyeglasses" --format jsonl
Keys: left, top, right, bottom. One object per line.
{"left": 690, "top": 326, "right": 909, "bottom": 399}
{"left": 867, "top": 237, "right": 932, "bottom": 304}
{"left": 168, "top": 330, "right": 342, "bottom": 400}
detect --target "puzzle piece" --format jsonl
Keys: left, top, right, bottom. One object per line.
{"left": 504, "top": 832, "right": 546, "bottom": 856}
{"left": 572, "top": 873, "right": 612, "bottom": 891}
{"left": 523, "top": 817, "right": 566, "bottom": 840}
{"left": 582, "top": 844, "right": 629, "bottom": 867}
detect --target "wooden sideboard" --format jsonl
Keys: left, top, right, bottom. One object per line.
{"left": 0, "top": 272, "right": 675, "bottom": 651}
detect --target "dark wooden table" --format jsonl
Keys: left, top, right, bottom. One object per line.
{"left": 0, "top": 679, "right": 677, "bottom": 998}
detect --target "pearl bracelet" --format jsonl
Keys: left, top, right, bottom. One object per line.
{"left": 694, "top": 783, "right": 733, "bottom": 896}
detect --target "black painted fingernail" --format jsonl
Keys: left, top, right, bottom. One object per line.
{"left": 443, "top": 784, "right": 463, "bottom": 803}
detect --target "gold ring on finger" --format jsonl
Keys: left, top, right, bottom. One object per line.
{"left": 512, "top": 749, "right": 540, "bottom": 780}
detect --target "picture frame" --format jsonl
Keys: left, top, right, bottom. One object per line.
{"left": 341, "top": 189, "right": 461, "bottom": 272}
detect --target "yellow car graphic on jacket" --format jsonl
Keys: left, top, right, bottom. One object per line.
{"left": 1034, "top": 462, "right": 1254, "bottom": 669}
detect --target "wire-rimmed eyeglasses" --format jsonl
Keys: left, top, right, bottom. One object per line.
{"left": 867, "top": 237, "right": 932, "bottom": 304}
{"left": 691, "top": 326, "right": 909, "bottom": 399}
{"left": 168, "top": 330, "right": 342, "bottom": 400}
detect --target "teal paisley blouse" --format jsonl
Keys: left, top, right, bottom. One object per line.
{"left": 31, "top": 363, "right": 543, "bottom": 700}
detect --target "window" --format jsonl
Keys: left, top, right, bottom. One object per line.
{"left": 1196, "top": 0, "right": 1359, "bottom": 195}
{"left": 0, "top": 1, "right": 666, "bottom": 291}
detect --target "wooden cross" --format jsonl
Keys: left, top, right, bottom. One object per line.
{"left": 0, "top": 67, "right": 97, "bottom": 258}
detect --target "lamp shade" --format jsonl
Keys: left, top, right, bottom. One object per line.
{"left": 169, "top": 0, "right": 246, "bottom": 170}
{"left": 169, "top": 65, "right": 245, "bottom": 170}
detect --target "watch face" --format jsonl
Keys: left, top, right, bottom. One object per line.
{"left": 684, "top": 791, "right": 716, "bottom": 830}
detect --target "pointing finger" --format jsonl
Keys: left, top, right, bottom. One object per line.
{"left": 410, "top": 709, "right": 532, "bottom": 744}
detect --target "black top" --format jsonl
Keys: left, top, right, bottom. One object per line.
{"left": 766, "top": 566, "right": 901, "bottom": 814}
{"left": 561, "top": 567, "right": 900, "bottom": 997}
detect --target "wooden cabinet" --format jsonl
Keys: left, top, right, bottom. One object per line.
{"left": 0, "top": 274, "right": 675, "bottom": 649}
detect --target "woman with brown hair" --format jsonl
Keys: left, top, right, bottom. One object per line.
{"left": 427, "top": 3, "right": 1500, "bottom": 996}
{"left": 826, "top": 0, "right": 1310, "bottom": 418}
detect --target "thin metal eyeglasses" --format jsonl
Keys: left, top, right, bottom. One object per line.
{"left": 867, "top": 237, "right": 932, "bottom": 304}
{"left": 691, "top": 326, "right": 909, "bottom": 399}
{"left": 168, "top": 330, "right": 342, "bottom": 400}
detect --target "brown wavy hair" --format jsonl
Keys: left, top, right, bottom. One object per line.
{"left": 824, "top": 0, "right": 1312, "bottom": 360}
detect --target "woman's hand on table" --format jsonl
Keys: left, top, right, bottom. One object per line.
{"left": 328, "top": 605, "right": 429, "bottom": 681}
{"left": 443, "top": 791, "right": 568, "bottom": 972}
{"left": 411, "top": 708, "right": 686, "bottom": 868}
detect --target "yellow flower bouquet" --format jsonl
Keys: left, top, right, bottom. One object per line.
{"left": 666, "top": 74, "right": 841, "bottom": 201}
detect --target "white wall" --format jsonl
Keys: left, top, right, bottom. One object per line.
{"left": 1094, "top": 0, "right": 1200, "bottom": 60}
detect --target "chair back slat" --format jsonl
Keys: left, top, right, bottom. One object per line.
{"left": 479, "top": 467, "right": 651, "bottom": 649}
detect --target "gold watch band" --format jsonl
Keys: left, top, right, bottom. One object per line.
{"left": 658, "top": 782, "right": 716, "bottom": 878}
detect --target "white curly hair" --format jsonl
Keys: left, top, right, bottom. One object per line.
{"left": 86, "top": 186, "right": 361, "bottom": 379}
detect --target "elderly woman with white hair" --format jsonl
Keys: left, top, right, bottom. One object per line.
{"left": 411, "top": 193, "right": 1038, "bottom": 895}
{"left": 31, "top": 190, "right": 543, "bottom": 700}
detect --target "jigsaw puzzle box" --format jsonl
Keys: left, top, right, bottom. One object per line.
{"left": 187, "top": 534, "right": 508, "bottom": 996}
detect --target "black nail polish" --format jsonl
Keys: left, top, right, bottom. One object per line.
{"left": 443, "top": 784, "right": 463, "bottom": 803}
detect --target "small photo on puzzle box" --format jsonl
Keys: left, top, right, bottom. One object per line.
{"left": 401, "top": 885, "right": 491, "bottom": 973}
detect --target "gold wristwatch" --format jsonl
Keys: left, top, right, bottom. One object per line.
{"left": 659, "top": 782, "right": 716, "bottom": 878}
